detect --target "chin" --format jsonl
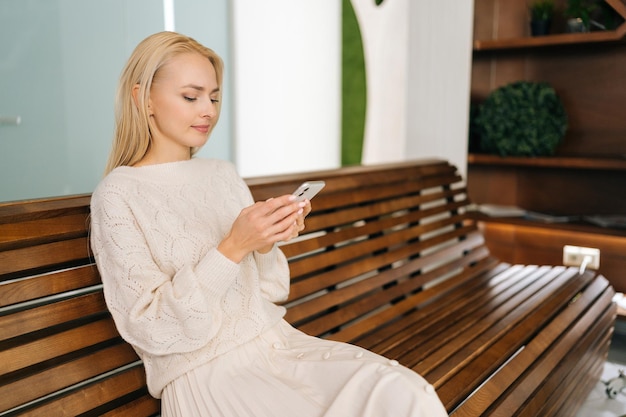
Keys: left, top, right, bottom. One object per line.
{"left": 185, "top": 137, "right": 209, "bottom": 149}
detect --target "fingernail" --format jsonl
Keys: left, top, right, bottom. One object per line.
{"left": 298, "top": 202, "right": 306, "bottom": 207}
{"left": 288, "top": 195, "right": 296, "bottom": 201}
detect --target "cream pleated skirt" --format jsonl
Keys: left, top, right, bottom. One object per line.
{"left": 161, "top": 320, "right": 448, "bottom": 417}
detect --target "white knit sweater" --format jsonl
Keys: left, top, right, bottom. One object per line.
{"left": 90, "top": 158, "right": 290, "bottom": 398}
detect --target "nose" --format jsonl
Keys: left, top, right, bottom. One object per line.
{"left": 203, "top": 99, "right": 218, "bottom": 119}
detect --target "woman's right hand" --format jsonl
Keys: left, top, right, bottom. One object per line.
{"left": 217, "top": 194, "right": 305, "bottom": 263}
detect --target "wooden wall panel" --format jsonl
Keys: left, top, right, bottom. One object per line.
{"left": 479, "top": 221, "right": 626, "bottom": 293}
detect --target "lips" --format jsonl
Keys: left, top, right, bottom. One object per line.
{"left": 192, "top": 125, "right": 210, "bottom": 134}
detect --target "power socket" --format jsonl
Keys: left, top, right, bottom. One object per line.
{"left": 563, "top": 245, "right": 600, "bottom": 272}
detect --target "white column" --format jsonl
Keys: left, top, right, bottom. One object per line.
{"left": 406, "top": 1, "right": 474, "bottom": 177}
{"left": 231, "top": 1, "right": 342, "bottom": 177}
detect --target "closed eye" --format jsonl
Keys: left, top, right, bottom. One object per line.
{"left": 184, "top": 96, "right": 197, "bottom": 102}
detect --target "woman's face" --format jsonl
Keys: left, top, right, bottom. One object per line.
{"left": 145, "top": 52, "right": 220, "bottom": 163}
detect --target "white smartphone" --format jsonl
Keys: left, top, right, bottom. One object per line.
{"left": 292, "top": 181, "right": 326, "bottom": 202}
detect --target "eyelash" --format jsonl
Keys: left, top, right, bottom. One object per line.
{"left": 183, "top": 96, "right": 220, "bottom": 104}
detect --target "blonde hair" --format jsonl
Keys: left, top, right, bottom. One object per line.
{"left": 104, "top": 31, "right": 224, "bottom": 175}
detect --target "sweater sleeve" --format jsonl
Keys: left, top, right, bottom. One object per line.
{"left": 90, "top": 185, "right": 239, "bottom": 356}
{"left": 254, "top": 247, "right": 290, "bottom": 302}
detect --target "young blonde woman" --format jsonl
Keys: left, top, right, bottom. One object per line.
{"left": 90, "top": 31, "right": 448, "bottom": 417}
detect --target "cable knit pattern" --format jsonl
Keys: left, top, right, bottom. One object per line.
{"left": 90, "top": 158, "right": 290, "bottom": 398}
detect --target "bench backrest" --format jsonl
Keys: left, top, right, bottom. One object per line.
{"left": 248, "top": 159, "right": 496, "bottom": 343}
{"left": 0, "top": 159, "right": 493, "bottom": 416}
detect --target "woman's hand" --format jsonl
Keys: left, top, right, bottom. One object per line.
{"left": 292, "top": 198, "right": 312, "bottom": 239}
{"left": 218, "top": 195, "right": 309, "bottom": 263}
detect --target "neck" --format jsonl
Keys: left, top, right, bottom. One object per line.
{"left": 134, "top": 145, "right": 192, "bottom": 167}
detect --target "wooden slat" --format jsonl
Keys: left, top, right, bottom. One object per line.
{"left": 18, "top": 364, "right": 152, "bottom": 417}
{"left": 0, "top": 194, "right": 91, "bottom": 225}
{"left": 0, "top": 317, "right": 120, "bottom": 375}
{"left": 246, "top": 159, "right": 454, "bottom": 200}
{"left": 0, "top": 342, "right": 138, "bottom": 412}
{"left": 99, "top": 393, "right": 161, "bottom": 417}
{"left": 0, "top": 213, "right": 88, "bottom": 251}
{"left": 99, "top": 394, "right": 161, "bottom": 417}
{"left": 0, "top": 291, "right": 107, "bottom": 341}
{"left": 0, "top": 264, "right": 100, "bottom": 307}
{"left": 0, "top": 237, "right": 90, "bottom": 277}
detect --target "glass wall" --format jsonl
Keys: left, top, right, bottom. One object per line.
{"left": 0, "top": 0, "right": 231, "bottom": 202}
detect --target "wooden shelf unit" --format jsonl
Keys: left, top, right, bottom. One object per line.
{"left": 474, "top": 0, "right": 626, "bottom": 51}
{"left": 470, "top": 0, "right": 626, "bottom": 296}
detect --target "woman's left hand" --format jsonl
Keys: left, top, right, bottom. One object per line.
{"left": 291, "top": 199, "right": 312, "bottom": 239}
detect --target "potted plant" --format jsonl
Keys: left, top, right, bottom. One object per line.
{"left": 565, "top": 0, "right": 599, "bottom": 32}
{"left": 529, "top": 0, "right": 555, "bottom": 36}
{"left": 474, "top": 81, "right": 568, "bottom": 157}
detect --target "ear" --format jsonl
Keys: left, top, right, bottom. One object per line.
{"left": 131, "top": 84, "right": 140, "bottom": 106}
{"left": 131, "top": 84, "right": 151, "bottom": 114}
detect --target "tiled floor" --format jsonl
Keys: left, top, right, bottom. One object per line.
{"left": 576, "top": 329, "right": 626, "bottom": 416}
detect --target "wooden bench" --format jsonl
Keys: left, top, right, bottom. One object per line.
{"left": 0, "top": 159, "right": 616, "bottom": 416}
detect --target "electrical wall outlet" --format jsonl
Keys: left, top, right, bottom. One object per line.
{"left": 563, "top": 245, "right": 600, "bottom": 271}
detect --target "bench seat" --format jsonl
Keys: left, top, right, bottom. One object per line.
{"left": 0, "top": 159, "right": 616, "bottom": 416}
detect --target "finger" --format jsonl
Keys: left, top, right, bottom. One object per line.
{"left": 261, "top": 194, "right": 296, "bottom": 216}
{"left": 271, "top": 211, "right": 301, "bottom": 236}
{"left": 265, "top": 194, "right": 296, "bottom": 208}
{"left": 288, "top": 220, "right": 301, "bottom": 240}
{"left": 268, "top": 199, "right": 305, "bottom": 224}
{"left": 302, "top": 200, "right": 312, "bottom": 217}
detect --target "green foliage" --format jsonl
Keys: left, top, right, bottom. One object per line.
{"left": 530, "top": 0, "right": 555, "bottom": 21}
{"left": 475, "top": 81, "right": 568, "bottom": 157}
{"left": 565, "top": 0, "right": 599, "bottom": 28}
{"left": 341, "top": 0, "right": 366, "bottom": 166}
